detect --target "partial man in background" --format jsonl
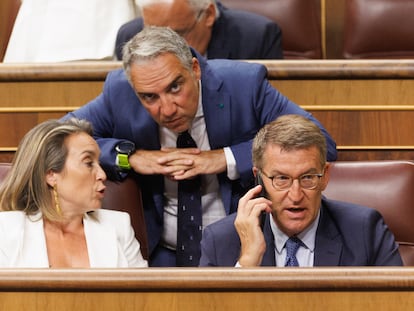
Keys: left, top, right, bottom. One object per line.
{"left": 115, "top": 0, "right": 283, "bottom": 60}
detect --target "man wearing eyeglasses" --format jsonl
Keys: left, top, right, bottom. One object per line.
{"left": 66, "top": 26, "right": 337, "bottom": 267}
{"left": 200, "top": 115, "right": 403, "bottom": 267}
{"left": 115, "top": 0, "right": 283, "bottom": 60}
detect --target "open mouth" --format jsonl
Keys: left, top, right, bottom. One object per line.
{"left": 286, "top": 207, "right": 306, "bottom": 215}
{"left": 97, "top": 187, "right": 106, "bottom": 197}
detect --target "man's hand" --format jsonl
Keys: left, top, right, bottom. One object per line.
{"left": 234, "top": 185, "right": 272, "bottom": 267}
{"left": 128, "top": 148, "right": 227, "bottom": 179}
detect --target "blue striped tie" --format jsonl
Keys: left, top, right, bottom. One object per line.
{"left": 176, "top": 131, "right": 202, "bottom": 266}
{"left": 285, "top": 236, "right": 302, "bottom": 267}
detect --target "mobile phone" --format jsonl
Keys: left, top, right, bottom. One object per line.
{"left": 255, "top": 174, "right": 267, "bottom": 197}
{"left": 255, "top": 174, "right": 267, "bottom": 230}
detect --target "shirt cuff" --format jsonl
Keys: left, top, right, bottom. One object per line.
{"left": 223, "top": 147, "right": 240, "bottom": 180}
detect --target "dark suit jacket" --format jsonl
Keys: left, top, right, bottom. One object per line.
{"left": 199, "top": 197, "right": 403, "bottom": 266}
{"left": 115, "top": 2, "right": 283, "bottom": 60}
{"left": 66, "top": 51, "right": 337, "bottom": 262}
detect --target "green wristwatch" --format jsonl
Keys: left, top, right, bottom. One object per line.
{"left": 115, "top": 141, "right": 135, "bottom": 171}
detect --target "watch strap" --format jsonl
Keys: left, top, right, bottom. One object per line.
{"left": 117, "top": 153, "right": 131, "bottom": 170}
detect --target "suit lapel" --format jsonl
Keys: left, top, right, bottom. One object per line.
{"left": 314, "top": 205, "right": 343, "bottom": 266}
{"left": 261, "top": 216, "right": 276, "bottom": 266}
{"left": 84, "top": 213, "right": 118, "bottom": 267}
{"left": 201, "top": 62, "right": 232, "bottom": 150}
{"left": 22, "top": 214, "right": 49, "bottom": 267}
{"left": 199, "top": 57, "right": 233, "bottom": 213}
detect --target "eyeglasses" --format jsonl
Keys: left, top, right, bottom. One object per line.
{"left": 260, "top": 171, "right": 324, "bottom": 191}
{"left": 174, "top": 9, "right": 205, "bottom": 38}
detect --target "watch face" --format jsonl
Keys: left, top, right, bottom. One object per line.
{"left": 116, "top": 141, "right": 135, "bottom": 154}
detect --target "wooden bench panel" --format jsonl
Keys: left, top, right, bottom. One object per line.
{"left": 0, "top": 81, "right": 103, "bottom": 108}
{"left": 310, "top": 110, "right": 414, "bottom": 146}
{"left": 0, "top": 268, "right": 414, "bottom": 311}
{"left": 273, "top": 79, "right": 414, "bottom": 107}
{"left": 0, "top": 112, "right": 67, "bottom": 147}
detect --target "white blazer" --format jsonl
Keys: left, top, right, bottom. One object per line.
{"left": 0, "top": 209, "right": 148, "bottom": 268}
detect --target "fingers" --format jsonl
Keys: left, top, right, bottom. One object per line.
{"left": 239, "top": 185, "right": 272, "bottom": 217}
{"left": 157, "top": 148, "right": 201, "bottom": 165}
{"left": 235, "top": 185, "right": 272, "bottom": 267}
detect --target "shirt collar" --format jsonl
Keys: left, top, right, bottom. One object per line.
{"left": 195, "top": 80, "right": 204, "bottom": 119}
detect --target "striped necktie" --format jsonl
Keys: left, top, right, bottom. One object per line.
{"left": 176, "top": 131, "right": 202, "bottom": 266}
{"left": 285, "top": 236, "right": 302, "bottom": 267}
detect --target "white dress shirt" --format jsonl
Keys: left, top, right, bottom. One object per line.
{"left": 271, "top": 211, "right": 320, "bottom": 267}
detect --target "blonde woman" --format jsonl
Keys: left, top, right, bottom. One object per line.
{"left": 0, "top": 118, "right": 147, "bottom": 268}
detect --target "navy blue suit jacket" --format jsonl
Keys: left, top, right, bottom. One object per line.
{"left": 66, "top": 51, "right": 337, "bottom": 261}
{"left": 199, "top": 197, "right": 403, "bottom": 266}
{"left": 115, "top": 2, "right": 283, "bottom": 60}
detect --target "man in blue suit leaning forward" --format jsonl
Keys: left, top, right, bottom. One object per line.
{"left": 65, "top": 26, "right": 337, "bottom": 267}
{"left": 200, "top": 114, "right": 402, "bottom": 267}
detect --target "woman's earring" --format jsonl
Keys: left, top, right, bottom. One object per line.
{"left": 53, "top": 184, "right": 61, "bottom": 215}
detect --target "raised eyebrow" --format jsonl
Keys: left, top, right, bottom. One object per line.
{"left": 136, "top": 91, "right": 156, "bottom": 99}
{"left": 166, "top": 75, "right": 184, "bottom": 91}
{"left": 136, "top": 75, "right": 184, "bottom": 99}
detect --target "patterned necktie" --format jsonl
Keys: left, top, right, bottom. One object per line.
{"left": 284, "top": 236, "right": 302, "bottom": 267}
{"left": 176, "top": 131, "right": 202, "bottom": 266}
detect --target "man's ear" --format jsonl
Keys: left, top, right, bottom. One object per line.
{"left": 252, "top": 166, "right": 259, "bottom": 178}
{"left": 192, "top": 57, "right": 201, "bottom": 79}
{"left": 320, "top": 162, "right": 330, "bottom": 191}
{"left": 204, "top": 3, "right": 216, "bottom": 27}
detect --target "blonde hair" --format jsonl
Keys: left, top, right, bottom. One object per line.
{"left": 0, "top": 118, "right": 93, "bottom": 221}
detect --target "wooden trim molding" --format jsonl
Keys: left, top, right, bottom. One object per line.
{"left": 303, "top": 105, "right": 414, "bottom": 111}
{"left": 3, "top": 146, "right": 414, "bottom": 153}
{"left": 1, "top": 268, "right": 414, "bottom": 310}
{"left": 0, "top": 107, "right": 78, "bottom": 113}
{"left": 2, "top": 105, "right": 413, "bottom": 113}
{"left": 320, "top": 0, "right": 327, "bottom": 59}
{"left": 2, "top": 60, "right": 414, "bottom": 81}
{"left": 251, "top": 59, "right": 414, "bottom": 79}
{"left": 337, "top": 146, "right": 414, "bottom": 150}
{"left": 0, "top": 61, "right": 121, "bottom": 81}
{"left": 0, "top": 267, "right": 413, "bottom": 291}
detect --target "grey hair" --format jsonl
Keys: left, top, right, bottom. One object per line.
{"left": 122, "top": 26, "right": 194, "bottom": 83}
{"left": 252, "top": 115, "right": 327, "bottom": 170}
{"left": 138, "top": 0, "right": 219, "bottom": 18}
